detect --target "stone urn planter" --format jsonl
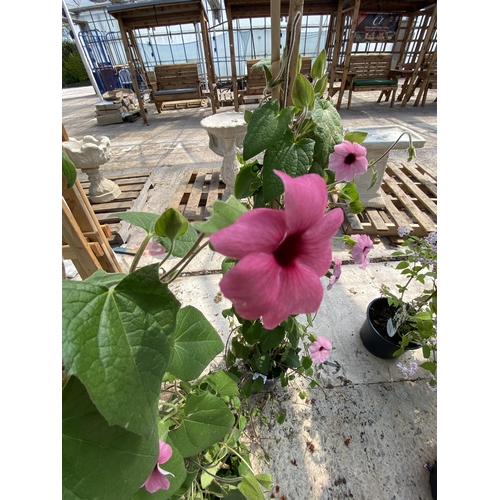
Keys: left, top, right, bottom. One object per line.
{"left": 62, "top": 135, "right": 121, "bottom": 203}
{"left": 344, "top": 125, "right": 426, "bottom": 208}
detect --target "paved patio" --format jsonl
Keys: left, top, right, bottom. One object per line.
{"left": 62, "top": 85, "right": 437, "bottom": 500}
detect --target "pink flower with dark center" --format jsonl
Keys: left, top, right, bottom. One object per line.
{"left": 310, "top": 336, "right": 332, "bottom": 363}
{"left": 143, "top": 440, "right": 174, "bottom": 493}
{"left": 327, "top": 257, "right": 342, "bottom": 290}
{"left": 346, "top": 234, "right": 373, "bottom": 270}
{"left": 328, "top": 140, "right": 368, "bottom": 182}
{"left": 210, "top": 171, "right": 344, "bottom": 330}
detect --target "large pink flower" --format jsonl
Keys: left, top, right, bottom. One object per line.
{"left": 310, "top": 336, "right": 332, "bottom": 363}
{"left": 143, "top": 441, "right": 174, "bottom": 493}
{"left": 346, "top": 234, "right": 373, "bottom": 269}
{"left": 328, "top": 140, "right": 368, "bottom": 182}
{"left": 210, "top": 171, "right": 344, "bottom": 330}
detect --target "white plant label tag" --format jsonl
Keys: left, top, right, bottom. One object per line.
{"left": 387, "top": 318, "right": 396, "bottom": 337}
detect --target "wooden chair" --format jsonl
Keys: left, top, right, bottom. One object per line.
{"left": 337, "top": 54, "right": 399, "bottom": 109}
{"left": 405, "top": 50, "right": 437, "bottom": 107}
{"left": 151, "top": 63, "right": 205, "bottom": 113}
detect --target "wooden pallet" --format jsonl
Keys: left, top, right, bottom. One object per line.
{"left": 159, "top": 98, "right": 207, "bottom": 111}
{"left": 169, "top": 169, "right": 225, "bottom": 221}
{"left": 80, "top": 173, "right": 154, "bottom": 245}
{"left": 343, "top": 161, "right": 437, "bottom": 238}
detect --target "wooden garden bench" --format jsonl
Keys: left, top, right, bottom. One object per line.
{"left": 338, "top": 54, "right": 399, "bottom": 109}
{"left": 151, "top": 63, "right": 204, "bottom": 113}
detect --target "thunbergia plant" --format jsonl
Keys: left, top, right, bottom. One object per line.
{"left": 382, "top": 227, "right": 438, "bottom": 389}
{"left": 62, "top": 44, "right": 415, "bottom": 499}
{"left": 62, "top": 155, "right": 272, "bottom": 500}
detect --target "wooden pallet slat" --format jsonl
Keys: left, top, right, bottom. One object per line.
{"left": 387, "top": 164, "right": 437, "bottom": 216}
{"left": 170, "top": 170, "right": 225, "bottom": 221}
{"left": 343, "top": 161, "right": 437, "bottom": 238}
{"left": 79, "top": 173, "right": 154, "bottom": 245}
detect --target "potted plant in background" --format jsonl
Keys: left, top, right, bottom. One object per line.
{"left": 359, "top": 226, "right": 437, "bottom": 390}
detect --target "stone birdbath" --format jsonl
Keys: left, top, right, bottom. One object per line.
{"left": 62, "top": 135, "right": 121, "bottom": 203}
{"left": 345, "top": 125, "right": 426, "bottom": 208}
{"left": 200, "top": 112, "right": 247, "bottom": 199}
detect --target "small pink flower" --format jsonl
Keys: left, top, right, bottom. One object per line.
{"left": 346, "top": 234, "right": 373, "bottom": 270}
{"left": 327, "top": 257, "right": 342, "bottom": 290}
{"left": 143, "top": 440, "right": 174, "bottom": 493}
{"left": 397, "top": 361, "right": 419, "bottom": 379}
{"left": 328, "top": 141, "right": 368, "bottom": 182}
{"left": 310, "top": 336, "right": 332, "bottom": 363}
{"left": 210, "top": 171, "right": 344, "bottom": 330}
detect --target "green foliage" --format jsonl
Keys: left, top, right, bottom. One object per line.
{"left": 62, "top": 40, "right": 88, "bottom": 86}
{"left": 382, "top": 232, "right": 437, "bottom": 383}
{"left": 62, "top": 200, "right": 270, "bottom": 499}
{"left": 235, "top": 49, "right": 364, "bottom": 212}
{"left": 62, "top": 151, "right": 77, "bottom": 188}
{"left": 224, "top": 308, "right": 323, "bottom": 411}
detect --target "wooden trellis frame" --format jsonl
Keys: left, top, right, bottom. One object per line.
{"left": 62, "top": 125, "right": 123, "bottom": 280}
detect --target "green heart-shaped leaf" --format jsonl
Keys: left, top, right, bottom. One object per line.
{"left": 157, "top": 223, "right": 199, "bottom": 258}
{"left": 167, "top": 305, "right": 224, "bottom": 381}
{"left": 193, "top": 196, "right": 247, "bottom": 235}
{"left": 168, "top": 392, "right": 235, "bottom": 458}
{"left": 63, "top": 376, "right": 158, "bottom": 500}
{"left": 62, "top": 264, "right": 180, "bottom": 437}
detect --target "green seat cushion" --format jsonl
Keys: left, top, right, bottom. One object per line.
{"left": 353, "top": 79, "right": 398, "bottom": 86}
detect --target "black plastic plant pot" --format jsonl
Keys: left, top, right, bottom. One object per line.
{"left": 359, "top": 297, "right": 420, "bottom": 359}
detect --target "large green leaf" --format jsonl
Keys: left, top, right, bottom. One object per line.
{"left": 193, "top": 196, "right": 247, "bottom": 235}
{"left": 168, "top": 392, "right": 235, "bottom": 458}
{"left": 157, "top": 223, "right": 199, "bottom": 258}
{"left": 262, "top": 129, "right": 315, "bottom": 202}
{"left": 113, "top": 211, "right": 159, "bottom": 234}
{"left": 114, "top": 211, "right": 197, "bottom": 258}
{"left": 62, "top": 264, "right": 180, "bottom": 437}
{"left": 62, "top": 376, "right": 158, "bottom": 500}
{"left": 168, "top": 305, "right": 224, "bottom": 381}
{"left": 205, "top": 370, "right": 239, "bottom": 397}
{"left": 309, "top": 97, "right": 344, "bottom": 169}
{"left": 237, "top": 474, "right": 267, "bottom": 500}
{"left": 62, "top": 151, "right": 77, "bottom": 188}
{"left": 243, "top": 100, "right": 293, "bottom": 160}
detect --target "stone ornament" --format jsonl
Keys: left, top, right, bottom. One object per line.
{"left": 63, "top": 135, "right": 122, "bottom": 203}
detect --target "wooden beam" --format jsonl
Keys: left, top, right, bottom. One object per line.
{"left": 271, "top": 0, "right": 281, "bottom": 101}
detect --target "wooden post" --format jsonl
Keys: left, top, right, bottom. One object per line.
{"left": 226, "top": 4, "right": 240, "bottom": 111}
{"left": 117, "top": 21, "right": 149, "bottom": 124}
{"left": 199, "top": 8, "right": 219, "bottom": 113}
{"left": 270, "top": 0, "right": 281, "bottom": 101}
{"left": 401, "top": 5, "right": 437, "bottom": 107}
{"left": 336, "top": 0, "right": 361, "bottom": 109}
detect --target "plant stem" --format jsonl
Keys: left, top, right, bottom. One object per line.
{"left": 158, "top": 233, "right": 207, "bottom": 282}
{"left": 129, "top": 234, "right": 153, "bottom": 273}
{"left": 370, "top": 132, "right": 414, "bottom": 167}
